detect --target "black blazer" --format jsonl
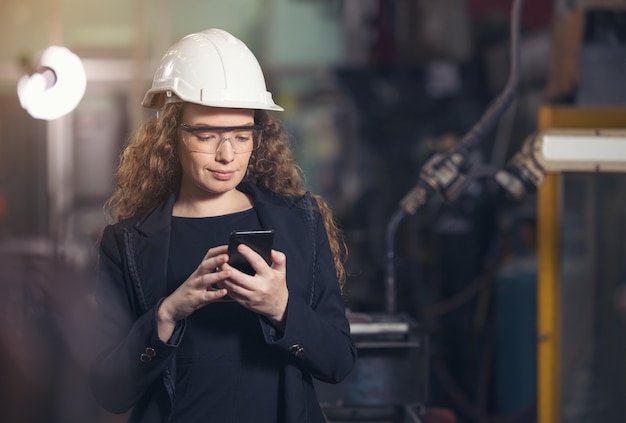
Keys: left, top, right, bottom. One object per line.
{"left": 90, "top": 183, "right": 356, "bottom": 423}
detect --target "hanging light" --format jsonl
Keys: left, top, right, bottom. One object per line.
{"left": 17, "top": 46, "right": 87, "bottom": 120}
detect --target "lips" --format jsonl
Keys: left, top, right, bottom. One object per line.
{"left": 211, "top": 170, "right": 236, "bottom": 181}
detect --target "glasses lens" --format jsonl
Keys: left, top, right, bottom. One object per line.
{"left": 181, "top": 125, "right": 260, "bottom": 154}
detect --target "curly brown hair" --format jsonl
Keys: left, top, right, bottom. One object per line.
{"left": 105, "top": 104, "right": 346, "bottom": 286}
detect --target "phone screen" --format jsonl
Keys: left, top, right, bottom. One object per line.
{"left": 227, "top": 230, "right": 274, "bottom": 275}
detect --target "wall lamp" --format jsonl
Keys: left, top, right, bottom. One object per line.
{"left": 17, "top": 46, "right": 87, "bottom": 120}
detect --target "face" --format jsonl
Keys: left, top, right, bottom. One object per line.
{"left": 177, "top": 103, "right": 256, "bottom": 199}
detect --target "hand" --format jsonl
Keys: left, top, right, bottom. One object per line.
{"left": 157, "top": 245, "right": 230, "bottom": 341}
{"left": 223, "top": 245, "right": 289, "bottom": 329}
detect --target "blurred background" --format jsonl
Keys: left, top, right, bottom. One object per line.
{"left": 1, "top": 0, "right": 626, "bottom": 422}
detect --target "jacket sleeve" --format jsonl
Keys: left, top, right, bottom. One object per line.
{"left": 89, "top": 224, "right": 184, "bottom": 414}
{"left": 260, "top": 206, "right": 356, "bottom": 384}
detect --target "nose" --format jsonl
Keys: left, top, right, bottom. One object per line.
{"left": 215, "top": 137, "right": 235, "bottom": 162}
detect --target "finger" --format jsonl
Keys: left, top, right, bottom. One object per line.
{"left": 202, "top": 244, "right": 228, "bottom": 260}
{"left": 270, "top": 250, "right": 286, "bottom": 270}
{"left": 196, "top": 267, "right": 231, "bottom": 291}
{"left": 204, "top": 287, "right": 229, "bottom": 302}
{"left": 222, "top": 282, "right": 253, "bottom": 305}
{"left": 198, "top": 253, "right": 229, "bottom": 275}
{"left": 237, "top": 244, "right": 270, "bottom": 274}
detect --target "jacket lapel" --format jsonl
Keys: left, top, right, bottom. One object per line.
{"left": 240, "top": 183, "right": 299, "bottom": 249}
{"left": 126, "top": 195, "right": 175, "bottom": 313}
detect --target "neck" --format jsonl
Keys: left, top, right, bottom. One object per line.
{"left": 173, "top": 187, "right": 253, "bottom": 217}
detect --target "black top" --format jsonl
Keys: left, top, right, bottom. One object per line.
{"left": 166, "top": 209, "right": 282, "bottom": 423}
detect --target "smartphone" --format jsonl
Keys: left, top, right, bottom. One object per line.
{"left": 227, "top": 230, "right": 274, "bottom": 275}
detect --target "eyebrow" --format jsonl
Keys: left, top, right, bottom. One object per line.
{"left": 179, "top": 123, "right": 263, "bottom": 132}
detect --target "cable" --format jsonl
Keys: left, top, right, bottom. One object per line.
{"left": 456, "top": 0, "right": 522, "bottom": 154}
{"left": 383, "top": 0, "right": 525, "bottom": 344}
{"left": 398, "top": 0, "right": 524, "bottom": 216}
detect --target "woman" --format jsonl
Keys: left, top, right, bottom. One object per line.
{"left": 89, "top": 28, "right": 356, "bottom": 423}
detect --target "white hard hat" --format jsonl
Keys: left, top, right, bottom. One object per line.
{"left": 142, "top": 28, "right": 283, "bottom": 111}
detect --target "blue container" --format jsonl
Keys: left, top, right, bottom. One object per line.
{"left": 494, "top": 255, "right": 537, "bottom": 420}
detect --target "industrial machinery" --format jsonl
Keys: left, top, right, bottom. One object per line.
{"left": 315, "top": 0, "right": 626, "bottom": 421}
{"left": 315, "top": 312, "right": 428, "bottom": 422}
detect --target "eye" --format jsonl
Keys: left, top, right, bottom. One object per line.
{"left": 233, "top": 131, "right": 253, "bottom": 142}
{"left": 194, "top": 131, "right": 219, "bottom": 142}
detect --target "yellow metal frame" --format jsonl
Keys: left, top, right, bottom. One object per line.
{"left": 537, "top": 106, "right": 626, "bottom": 423}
